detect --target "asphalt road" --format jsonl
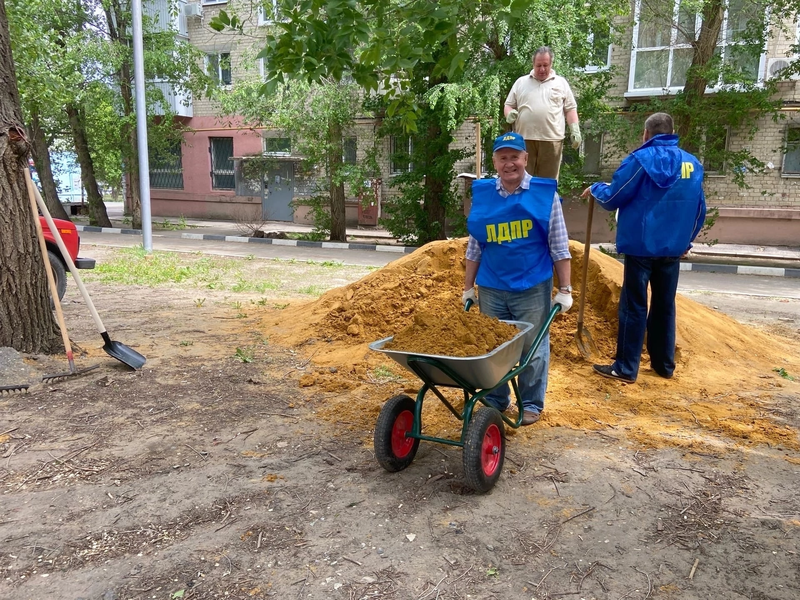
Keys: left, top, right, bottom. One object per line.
{"left": 78, "top": 230, "right": 800, "bottom": 328}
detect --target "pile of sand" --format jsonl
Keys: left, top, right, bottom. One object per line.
{"left": 384, "top": 307, "right": 518, "bottom": 357}
{"left": 265, "top": 239, "right": 800, "bottom": 452}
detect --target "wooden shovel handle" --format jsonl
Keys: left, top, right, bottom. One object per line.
{"left": 23, "top": 168, "right": 75, "bottom": 366}
{"left": 577, "top": 196, "right": 595, "bottom": 327}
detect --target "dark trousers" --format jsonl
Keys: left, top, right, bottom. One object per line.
{"left": 613, "top": 255, "right": 680, "bottom": 381}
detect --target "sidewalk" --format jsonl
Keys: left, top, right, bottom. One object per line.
{"left": 78, "top": 203, "right": 800, "bottom": 276}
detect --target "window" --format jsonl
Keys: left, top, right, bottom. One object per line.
{"left": 703, "top": 126, "right": 729, "bottom": 174}
{"left": 201, "top": 0, "right": 226, "bottom": 6}
{"left": 264, "top": 137, "right": 291, "bottom": 155}
{"left": 582, "top": 134, "right": 604, "bottom": 176}
{"left": 390, "top": 135, "right": 413, "bottom": 174}
{"left": 579, "top": 23, "right": 613, "bottom": 72}
{"left": 257, "top": 0, "right": 283, "bottom": 25}
{"left": 149, "top": 139, "right": 184, "bottom": 189}
{"left": 209, "top": 137, "right": 235, "bottom": 189}
{"left": 782, "top": 127, "right": 800, "bottom": 176}
{"left": 206, "top": 53, "right": 231, "bottom": 86}
{"left": 343, "top": 137, "right": 357, "bottom": 164}
{"left": 629, "top": 0, "right": 765, "bottom": 93}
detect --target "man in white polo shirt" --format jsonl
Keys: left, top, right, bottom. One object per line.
{"left": 504, "top": 46, "right": 581, "bottom": 180}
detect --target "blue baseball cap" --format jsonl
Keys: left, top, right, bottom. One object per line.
{"left": 493, "top": 131, "right": 526, "bottom": 153}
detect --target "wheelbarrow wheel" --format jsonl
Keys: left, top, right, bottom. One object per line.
{"left": 463, "top": 407, "right": 505, "bottom": 493}
{"left": 374, "top": 395, "right": 420, "bottom": 472}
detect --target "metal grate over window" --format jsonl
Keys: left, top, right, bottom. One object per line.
{"left": 149, "top": 140, "right": 184, "bottom": 189}
{"left": 210, "top": 137, "right": 235, "bottom": 190}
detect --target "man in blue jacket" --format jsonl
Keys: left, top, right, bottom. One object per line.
{"left": 463, "top": 132, "right": 573, "bottom": 425}
{"left": 581, "top": 112, "right": 706, "bottom": 383}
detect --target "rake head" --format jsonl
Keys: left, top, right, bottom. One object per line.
{"left": 0, "top": 384, "right": 30, "bottom": 395}
{"left": 42, "top": 363, "right": 100, "bottom": 383}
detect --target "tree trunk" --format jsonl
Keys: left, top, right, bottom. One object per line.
{"left": 66, "top": 104, "right": 112, "bottom": 227}
{"left": 0, "top": 0, "right": 62, "bottom": 353}
{"left": 121, "top": 61, "right": 142, "bottom": 228}
{"left": 107, "top": 1, "right": 141, "bottom": 227}
{"left": 328, "top": 119, "right": 347, "bottom": 242}
{"left": 421, "top": 116, "right": 448, "bottom": 244}
{"left": 29, "top": 108, "right": 71, "bottom": 221}
{"left": 675, "top": 0, "right": 724, "bottom": 153}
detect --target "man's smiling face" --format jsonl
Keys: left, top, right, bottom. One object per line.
{"left": 493, "top": 148, "right": 527, "bottom": 190}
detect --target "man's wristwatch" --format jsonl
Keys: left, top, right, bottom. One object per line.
{"left": 559, "top": 285, "right": 573, "bottom": 294}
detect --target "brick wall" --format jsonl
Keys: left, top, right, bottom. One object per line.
{"left": 596, "top": 9, "right": 800, "bottom": 213}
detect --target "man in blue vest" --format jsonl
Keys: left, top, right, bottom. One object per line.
{"left": 463, "top": 132, "right": 573, "bottom": 426}
{"left": 581, "top": 112, "right": 706, "bottom": 383}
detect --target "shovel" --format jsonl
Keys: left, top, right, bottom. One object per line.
{"left": 32, "top": 185, "right": 146, "bottom": 370}
{"left": 576, "top": 196, "right": 598, "bottom": 359}
{"left": 24, "top": 169, "right": 99, "bottom": 381}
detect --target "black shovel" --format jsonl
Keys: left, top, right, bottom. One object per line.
{"left": 34, "top": 186, "right": 146, "bottom": 370}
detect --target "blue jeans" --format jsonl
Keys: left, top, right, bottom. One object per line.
{"left": 613, "top": 255, "right": 680, "bottom": 381}
{"left": 478, "top": 278, "right": 552, "bottom": 414}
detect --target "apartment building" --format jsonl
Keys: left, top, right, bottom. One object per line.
{"left": 145, "top": 0, "right": 478, "bottom": 228}
{"left": 149, "top": 0, "right": 798, "bottom": 244}
{"left": 574, "top": 0, "right": 800, "bottom": 245}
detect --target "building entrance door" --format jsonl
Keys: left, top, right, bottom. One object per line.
{"left": 262, "top": 162, "right": 294, "bottom": 222}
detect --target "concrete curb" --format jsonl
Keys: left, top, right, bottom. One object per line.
{"left": 76, "top": 225, "right": 417, "bottom": 254}
{"left": 76, "top": 225, "right": 800, "bottom": 276}
{"left": 678, "top": 261, "right": 800, "bottom": 278}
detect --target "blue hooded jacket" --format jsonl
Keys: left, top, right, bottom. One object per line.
{"left": 590, "top": 134, "right": 706, "bottom": 257}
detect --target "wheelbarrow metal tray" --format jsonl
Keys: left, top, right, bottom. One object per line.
{"left": 369, "top": 320, "right": 534, "bottom": 389}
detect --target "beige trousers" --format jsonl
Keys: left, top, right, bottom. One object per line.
{"left": 525, "top": 139, "right": 563, "bottom": 180}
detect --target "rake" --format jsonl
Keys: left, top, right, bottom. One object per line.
{"left": 0, "top": 384, "right": 30, "bottom": 396}
{"left": 23, "top": 168, "right": 99, "bottom": 383}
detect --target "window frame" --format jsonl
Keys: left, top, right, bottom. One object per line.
{"left": 209, "top": 137, "right": 236, "bottom": 190}
{"left": 627, "top": 0, "right": 768, "bottom": 96}
{"left": 781, "top": 125, "right": 800, "bottom": 177}
{"left": 149, "top": 139, "right": 185, "bottom": 190}
{"left": 201, "top": 0, "right": 226, "bottom": 6}
{"left": 390, "top": 135, "right": 413, "bottom": 174}
{"left": 206, "top": 52, "right": 232, "bottom": 87}
{"left": 579, "top": 32, "right": 613, "bottom": 73}
{"left": 581, "top": 133, "right": 605, "bottom": 176}
{"left": 343, "top": 137, "right": 357, "bottom": 165}
{"left": 263, "top": 136, "right": 292, "bottom": 156}
{"left": 257, "top": 0, "right": 284, "bottom": 25}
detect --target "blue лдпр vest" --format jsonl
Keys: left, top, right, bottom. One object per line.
{"left": 467, "top": 177, "right": 555, "bottom": 292}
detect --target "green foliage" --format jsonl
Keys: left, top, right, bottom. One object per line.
{"left": 234, "top": 347, "right": 254, "bottom": 363}
{"left": 291, "top": 194, "right": 332, "bottom": 241}
{"left": 773, "top": 367, "right": 795, "bottom": 381}
{"left": 7, "top": 0, "right": 209, "bottom": 206}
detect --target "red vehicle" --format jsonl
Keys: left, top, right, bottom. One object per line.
{"left": 40, "top": 216, "right": 95, "bottom": 300}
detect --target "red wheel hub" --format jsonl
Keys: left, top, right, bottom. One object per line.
{"left": 391, "top": 410, "right": 415, "bottom": 458}
{"left": 481, "top": 423, "right": 502, "bottom": 476}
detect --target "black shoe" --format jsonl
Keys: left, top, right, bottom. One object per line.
{"left": 593, "top": 364, "right": 635, "bottom": 384}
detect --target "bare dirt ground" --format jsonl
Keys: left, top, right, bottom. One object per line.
{"left": 1, "top": 243, "right": 799, "bottom": 600}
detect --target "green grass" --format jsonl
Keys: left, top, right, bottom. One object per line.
{"left": 234, "top": 347, "right": 254, "bottom": 363}
{"left": 298, "top": 284, "right": 326, "bottom": 296}
{"left": 83, "top": 246, "right": 374, "bottom": 298}
{"left": 773, "top": 367, "right": 795, "bottom": 381}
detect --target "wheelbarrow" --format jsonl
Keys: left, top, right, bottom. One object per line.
{"left": 369, "top": 304, "right": 561, "bottom": 492}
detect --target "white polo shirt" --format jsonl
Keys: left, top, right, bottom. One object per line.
{"left": 505, "top": 69, "right": 577, "bottom": 141}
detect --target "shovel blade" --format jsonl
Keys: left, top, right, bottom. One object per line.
{"left": 575, "top": 326, "right": 598, "bottom": 359}
{"left": 104, "top": 339, "right": 146, "bottom": 370}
